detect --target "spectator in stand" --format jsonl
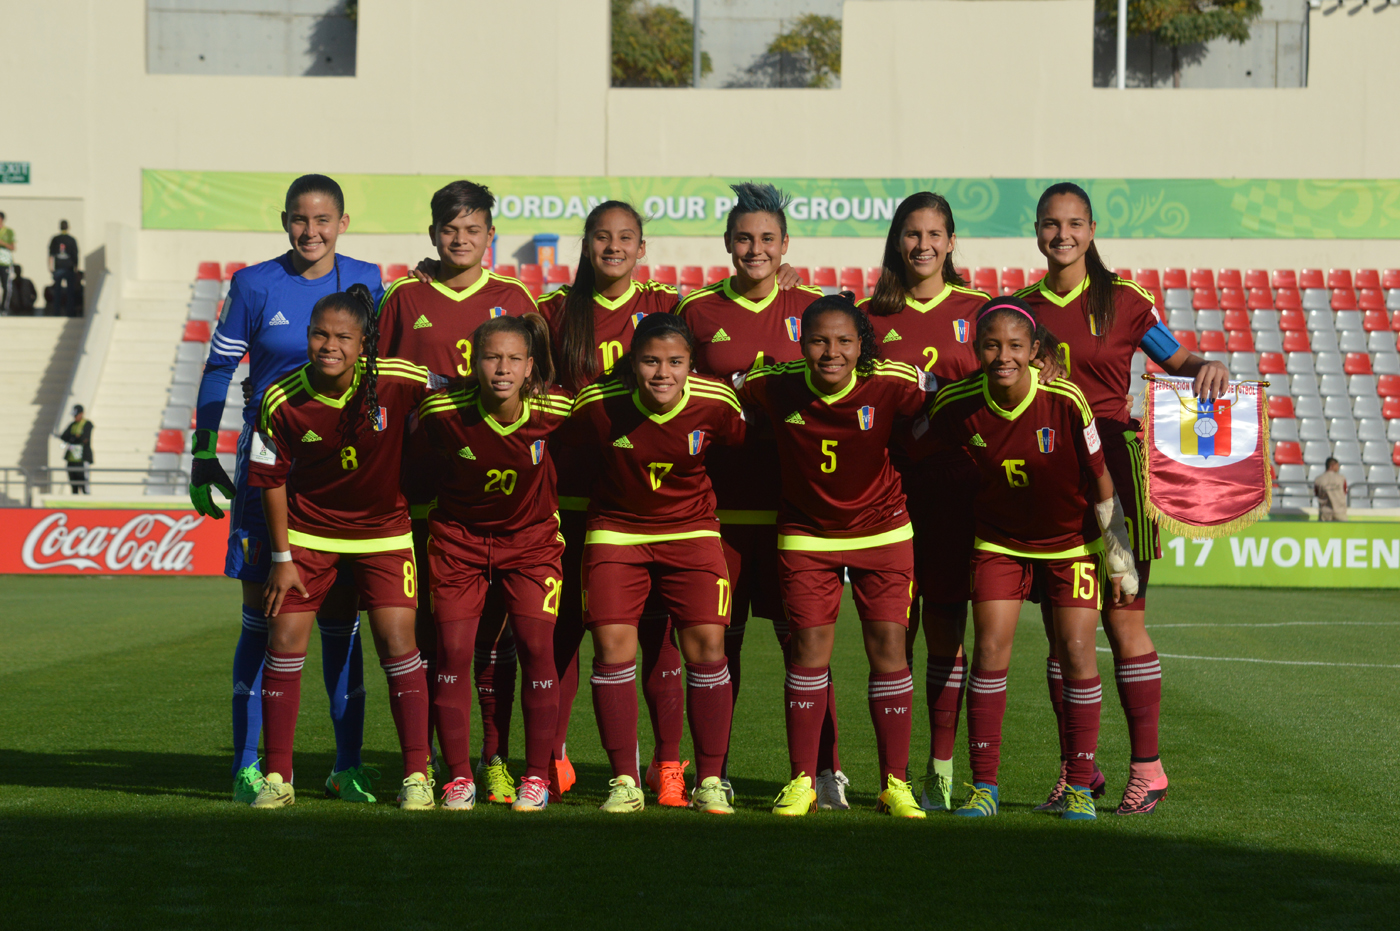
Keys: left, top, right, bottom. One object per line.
{"left": 8, "top": 264, "right": 37, "bottom": 315}
{"left": 1314, "top": 457, "right": 1348, "bottom": 522}
{"left": 48, "top": 220, "right": 79, "bottom": 317}
{"left": 59, "top": 404, "right": 94, "bottom": 494}
{"left": 0, "top": 212, "right": 14, "bottom": 313}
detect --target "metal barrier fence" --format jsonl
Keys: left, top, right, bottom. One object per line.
{"left": 0, "top": 467, "right": 189, "bottom": 506}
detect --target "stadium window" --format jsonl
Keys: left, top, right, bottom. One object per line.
{"left": 612, "top": 0, "right": 842, "bottom": 89}
{"left": 146, "top": 0, "right": 358, "bottom": 77}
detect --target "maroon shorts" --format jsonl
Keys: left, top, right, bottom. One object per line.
{"left": 1103, "top": 432, "right": 1156, "bottom": 610}
{"left": 280, "top": 545, "right": 418, "bottom": 614}
{"left": 582, "top": 535, "right": 731, "bottom": 629}
{"left": 428, "top": 516, "right": 565, "bottom": 625}
{"left": 719, "top": 521, "right": 783, "bottom": 623}
{"left": 969, "top": 549, "right": 1105, "bottom": 611}
{"left": 778, "top": 537, "right": 915, "bottom": 630}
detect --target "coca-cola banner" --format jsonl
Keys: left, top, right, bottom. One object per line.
{"left": 0, "top": 509, "right": 226, "bottom": 575}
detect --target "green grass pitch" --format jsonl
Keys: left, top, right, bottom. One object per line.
{"left": 1, "top": 577, "right": 1397, "bottom": 929}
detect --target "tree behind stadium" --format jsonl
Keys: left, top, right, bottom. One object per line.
{"left": 611, "top": 0, "right": 713, "bottom": 87}
{"left": 1097, "top": 0, "right": 1264, "bottom": 88}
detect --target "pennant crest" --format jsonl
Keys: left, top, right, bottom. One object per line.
{"left": 952, "top": 319, "right": 971, "bottom": 343}
{"left": 784, "top": 317, "right": 801, "bottom": 341}
{"left": 1035, "top": 427, "right": 1055, "bottom": 453}
{"left": 687, "top": 430, "right": 705, "bottom": 456}
{"left": 489, "top": 306, "right": 507, "bottom": 318}
{"left": 373, "top": 406, "right": 388, "bottom": 432}
{"left": 530, "top": 439, "right": 546, "bottom": 465}
{"left": 857, "top": 406, "right": 875, "bottom": 431}
{"left": 632, "top": 311, "right": 646, "bottom": 328}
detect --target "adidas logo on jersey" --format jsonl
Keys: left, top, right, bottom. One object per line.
{"left": 413, "top": 315, "right": 433, "bottom": 329}
{"left": 970, "top": 433, "right": 986, "bottom": 447}
{"left": 458, "top": 446, "right": 476, "bottom": 459}
{"left": 785, "top": 411, "right": 806, "bottom": 425}
{"left": 301, "top": 430, "right": 322, "bottom": 443}
{"left": 883, "top": 329, "right": 902, "bottom": 343}
{"left": 712, "top": 328, "right": 731, "bottom": 342}
{"left": 613, "top": 436, "right": 634, "bottom": 448}
{"left": 268, "top": 312, "right": 290, "bottom": 326}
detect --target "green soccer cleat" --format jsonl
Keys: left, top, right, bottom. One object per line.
{"left": 691, "top": 776, "right": 735, "bottom": 815}
{"left": 918, "top": 757, "right": 954, "bottom": 812}
{"left": 1061, "top": 786, "right": 1097, "bottom": 821}
{"left": 232, "top": 764, "right": 265, "bottom": 804}
{"left": 325, "top": 765, "right": 379, "bottom": 803}
{"left": 600, "top": 775, "right": 645, "bottom": 813}
{"left": 876, "top": 775, "right": 927, "bottom": 819}
{"left": 397, "top": 772, "right": 436, "bottom": 811}
{"left": 772, "top": 774, "right": 817, "bottom": 817}
{"left": 954, "top": 782, "right": 998, "bottom": 818}
{"left": 476, "top": 755, "right": 516, "bottom": 804}
{"left": 250, "top": 772, "right": 295, "bottom": 809}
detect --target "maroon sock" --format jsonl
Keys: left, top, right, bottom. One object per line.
{"left": 926, "top": 654, "right": 966, "bottom": 761}
{"left": 685, "top": 660, "right": 733, "bottom": 780}
{"left": 1062, "top": 675, "right": 1103, "bottom": 787}
{"left": 868, "top": 667, "right": 914, "bottom": 783}
{"left": 639, "top": 614, "right": 684, "bottom": 762}
{"left": 551, "top": 614, "right": 585, "bottom": 760}
{"left": 381, "top": 650, "right": 431, "bottom": 779}
{"left": 1115, "top": 652, "right": 1162, "bottom": 762}
{"left": 432, "top": 618, "right": 479, "bottom": 778}
{"left": 784, "top": 664, "right": 829, "bottom": 780}
{"left": 261, "top": 650, "right": 305, "bottom": 780}
{"left": 1046, "top": 655, "right": 1067, "bottom": 760}
{"left": 965, "top": 667, "right": 1008, "bottom": 786}
{"left": 511, "top": 617, "right": 558, "bottom": 781}
{"left": 591, "top": 659, "right": 639, "bottom": 782}
{"left": 474, "top": 630, "right": 516, "bottom": 762}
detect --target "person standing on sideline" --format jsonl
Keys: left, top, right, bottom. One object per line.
{"left": 48, "top": 220, "right": 80, "bottom": 317}
{"left": 1314, "top": 458, "right": 1348, "bottom": 522}
{"left": 59, "top": 404, "right": 94, "bottom": 493}
{"left": 0, "top": 212, "right": 15, "bottom": 313}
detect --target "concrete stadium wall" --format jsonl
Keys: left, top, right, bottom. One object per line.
{"left": 1, "top": 0, "right": 1397, "bottom": 284}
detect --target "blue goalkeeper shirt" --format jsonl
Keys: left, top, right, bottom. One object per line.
{"left": 195, "top": 252, "right": 384, "bottom": 431}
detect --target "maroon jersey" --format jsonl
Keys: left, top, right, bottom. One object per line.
{"left": 537, "top": 279, "right": 679, "bottom": 393}
{"left": 736, "top": 361, "right": 929, "bottom": 544}
{"left": 560, "top": 374, "right": 746, "bottom": 539}
{"left": 924, "top": 373, "right": 1106, "bottom": 558}
{"left": 249, "top": 358, "right": 440, "bottom": 549}
{"left": 860, "top": 284, "right": 987, "bottom": 383}
{"left": 677, "top": 278, "right": 824, "bottom": 514}
{"left": 1017, "top": 276, "right": 1161, "bottom": 431}
{"left": 378, "top": 272, "right": 538, "bottom": 378}
{"left": 417, "top": 384, "right": 573, "bottom": 533}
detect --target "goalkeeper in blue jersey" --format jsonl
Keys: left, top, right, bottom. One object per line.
{"left": 190, "top": 174, "right": 385, "bottom": 803}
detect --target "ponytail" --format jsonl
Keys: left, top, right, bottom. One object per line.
{"left": 310, "top": 283, "right": 380, "bottom": 437}
{"left": 1036, "top": 182, "right": 1115, "bottom": 341}
{"left": 868, "top": 192, "right": 967, "bottom": 318}
{"left": 559, "top": 200, "right": 646, "bottom": 392}
{"left": 469, "top": 313, "right": 556, "bottom": 400}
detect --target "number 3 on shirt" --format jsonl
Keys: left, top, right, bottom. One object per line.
{"left": 456, "top": 338, "right": 472, "bottom": 376}
{"left": 820, "top": 439, "right": 838, "bottom": 474}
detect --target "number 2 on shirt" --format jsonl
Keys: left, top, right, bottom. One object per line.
{"left": 820, "top": 439, "right": 838, "bottom": 473}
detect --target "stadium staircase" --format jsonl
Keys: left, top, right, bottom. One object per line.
{"left": 0, "top": 316, "right": 84, "bottom": 500}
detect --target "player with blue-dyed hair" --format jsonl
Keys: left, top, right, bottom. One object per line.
{"left": 189, "top": 174, "right": 386, "bottom": 804}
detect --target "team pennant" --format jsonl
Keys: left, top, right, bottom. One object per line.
{"left": 530, "top": 439, "right": 546, "bottom": 465}
{"left": 784, "top": 317, "right": 801, "bottom": 341}
{"left": 952, "top": 319, "right": 970, "bottom": 343}
{"left": 687, "top": 430, "right": 705, "bottom": 455}
{"left": 857, "top": 406, "right": 875, "bottom": 430}
{"left": 1142, "top": 375, "right": 1271, "bottom": 537}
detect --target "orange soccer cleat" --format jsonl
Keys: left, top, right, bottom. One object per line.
{"left": 645, "top": 758, "right": 691, "bottom": 807}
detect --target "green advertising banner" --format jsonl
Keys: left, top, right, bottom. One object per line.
{"left": 143, "top": 170, "right": 1400, "bottom": 239}
{"left": 1153, "top": 519, "right": 1400, "bottom": 588}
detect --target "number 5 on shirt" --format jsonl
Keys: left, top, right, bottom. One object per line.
{"left": 820, "top": 439, "right": 838, "bottom": 474}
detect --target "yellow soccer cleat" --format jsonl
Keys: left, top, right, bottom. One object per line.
{"left": 397, "top": 772, "right": 436, "bottom": 810}
{"left": 599, "top": 775, "right": 645, "bottom": 813}
{"left": 476, "top": 755, "right": 516, "bottom": 804}
{"left": 771, "top": 774, "right": 817, "bottom": 817}
{"left": 250, "top": 772, "right": 295, "bottom": 809}
{"left": 690, "top": 776, "right": 735, "bottom": 815}
{"left": 876, "top": 775, "right": 927, "bottom": 819}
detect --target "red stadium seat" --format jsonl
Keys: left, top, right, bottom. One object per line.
{"left": 1299, "top": 268, "right": 1325, "bottom": 289}
{"left": 182, "top": 320, "right": 211, "bottom": 342}
{"left": 678, "top": 266, "right": 704, "bottom": 295}
{"left": 1162, "top": 268, "right": 1187, "bottom": 289}
{"left": 1355, "top": 269, "right": 1381, "bottom": 290}
{"left": 546, "top": 265, "right": 572, "bottom": 285}
{"left": 1226, "top": 329, "right": 1255, "bottom": 352}
{"left": 1246, "top": 288, "right": 1274, "bottom": 310}
{"left": 866, "top": 267, "right": 882, "bottom": 291}
{"left": 974, "top": 267, "right": 998, "bottom": 292}
{"left": 196, "top": 262, "right": 222, "bottom": 281}
{"left": 1327, "top": 269, "right": 1353, "bottom": 290}
{"left": 385, "top": 263, "right": 409, "bottom": 281}
{"left": 1278, "top": 309, "right": 1306, "bottom": 331}
{"left": 376, "top": 264, "right": 385, "bottom": 282}
{"left": 1244, "top": 269, "right": 1270, "bottom": 290}
{"left": 223, "top": 262, "right": 246, "bottom": 280}
{"left": 632, "top": 264, "right": 651, "bottom": 283}
{"left": 1382, "top": 269, "right": 1400, "bottom": 289}
{"left": 1271, "top": 269, "right": 1298, "bottom": 290}
{"left": 1028, "top": 268, "right": 1047, "bottom": 284}
{"left": 1363, "top": 310, "right": 1390, "bottom": 332}
{"left": 1001, "top": 268, "right": 1026, "bottom": 292}
{"left": 1330, "top": 289, "right": 1357, "bottom": 311}
{"left": 494, "top": 263, "right": 517, "bottom": 279}
{"left": 1189, "top": 268, "right": 1215, "bottom": 290}
{"left": 1344, "top": 353, "right": 1373, "bottom": 375}
{"left": 1133, "top": 269, "right": 1161, "bottom": 289}
{"left": 1359, "top": 289, "right": 1385, "bottom": 312}
{"left": 813, "top": 267, "right": 837, "bottom": 288}
{"left": 1394, "top": 442, "right": 1400, "bottom": 467}
{"left": 1150, "top": 288, "right": 1167, "bottom": 311}
{"left": 1382, "top": 399, "right": 1400, "bottom": 420}
{"left": 155, "top": 430, "right": 186, "bottom": 454}
{"left": 217, "top": 430, "right": 239, "bottom": 454}
{"left": 1224, "top": 309, "right": 1251, "bottom": 331}
{"left": 699, "top": 266, "right": 724, "bottom": 286}
{"left": 793, "top": 267, "right": 812, "bottom": 286}
{"left": 1258, "top": 353, "right": 1287, "bottom": 375}
{"left": 1275, "top": 288, "right": 1302, "bottom": 311}
{"left": 1282, "top": 331, "right": 1311, "bottom": 353}
{"left": 1273, "top": 441, "right": 1303, "bottom": 464}
{"left": 1173, "top": 330, "right": 1198, "bottom": 352}
{"left": 1219, "top": 288, "right": 1246, "bottom": 310}
{"left": 519, "top": 264, "right": 544, "bottom": 285}
{"left": 1145, "top": 358, "right": 1165, "bottom": 374}
{"left": 839, "top": 267, "right": 865, "bottom": 298}
{"left": 1378, "top": 375, "right": 1400, "bottom": 398}
{"left": 1192, "top": 288, "right": 1218, "bottom": 310}
{"left": 954, "top": 267, "right": 970, "bottom": 283}
{"left": 1268, "top": 396, "right": 1295, "bottom": 419}
{"left": 1199, "top": 330, "right": 1226, "bottom": 352}
{"left": 652, "top": 265, "right": 677, "bottom": 286}
{"left": 1393, "top": 311, "right": 1400, "bottom": 333}
{"left": 190, "top": 410, "right": 197, "bottom": 429}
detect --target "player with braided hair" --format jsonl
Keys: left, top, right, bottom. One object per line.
{"left": 734, "top": 293, "right": 934, "bottom": 818}
{"left": 247, "top": 285, "right": 448, "bottom": 810}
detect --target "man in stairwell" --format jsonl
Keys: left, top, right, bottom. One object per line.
{"left": 48, "top": 220, "right": 79, "bottom": 317}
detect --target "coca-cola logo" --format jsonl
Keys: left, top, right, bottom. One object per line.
{"left": 21, "top": 512, "right": 205, "bottom": 572}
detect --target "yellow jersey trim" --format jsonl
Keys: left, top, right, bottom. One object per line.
{"left": 777, "top": 522, "right": 914, "bottom": 551}
{"left": 289, "top": 529, "right": 414, "bottom": 554}
{"left": 585, "top": 528, "right": 721, "bottom": 546}
{"left": 929, "top": 376, "right": 986, "bottom": 417}
{"left": 687, "top": 380, "right": 744, "bottom": 413}
{"left": 631, "top": 380, "right": 691, "bottom": 423}
{"left": 594, "top": 280, "right": 639, "bottom": 311}
{"left": 983, "top": 371, "right": 1037, "bottom": 421}
{"left": 1039, "top": 380, "right": 1095, "bottom": 426}
{"left": 715, "top": 509, "right": 779, "bottom": 525}
{"left": 803, "top": 367, "right": 858, "bottom": 404}
{"left": 720, "top": 276, "right": 781, "bottom": 314}
{"left": 973, "top": 536, "right": 1105, "bottom": 559}
{"left": 1029, "top": 275, "right": 1089, "bottom": 308}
